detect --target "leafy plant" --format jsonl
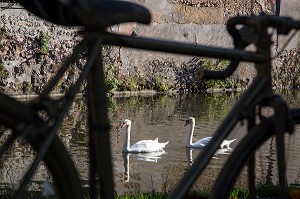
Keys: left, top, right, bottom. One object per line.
{"left": 0, "top": 25, "right": 7, "bottom": 41}
{"left": 229, "top": 189, "right": 239, "bottom": 199}
{"left": 138, "top": 77, "right": 146, "bottom": 90}
{"left": 154, "top": 75, "right": 168, "bottom": 92}
{"left": 198, "top": 58, "right": 237, "bottom": 90}
{"left": 128, "top": 78, "right": 138, "bottom": 91}
{"left": 255, "top": 183, "right": 279, "bottom": 197}
{"left": 0, "top": 61, "right": 9, "bottom": 79}
{"left": 0, "top": 22, "right": 7, "bottom": 51}
{"left": 22, "top": 81, "right": 31, "bottom": 94}
{"left": 37, "top": 32, "right": 49, "bottom": 55}
{"left": 126, "top": 76, "right": 147, "bottom": 91}
{"left": 104, "top": 64, "right": 119, "bottom": 92}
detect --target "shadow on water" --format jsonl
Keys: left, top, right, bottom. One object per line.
{"left": 0, "top": 91, "right": 300, "bottom": 195}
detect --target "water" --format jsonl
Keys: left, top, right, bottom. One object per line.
{"left": 67, "top": 90, "right": 300, "bottom": 194}
{"left": 1, "top": 91, "right": 300, "bottom": 195}
{"left": 106, "top": 92, "right": 243, "bottom": 193}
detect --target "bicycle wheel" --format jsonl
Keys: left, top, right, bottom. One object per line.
{"left": 0, "top": 128, "right": 84, "bottom": 199}
{"left": 210, "top": 116, "right": 287, "bottom": 199}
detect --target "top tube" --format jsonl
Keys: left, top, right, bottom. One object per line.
{"left": 101, "top": 32, "right": 266, "bottom": 62}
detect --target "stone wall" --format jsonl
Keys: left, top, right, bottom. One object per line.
{"left": 0, "top": 1, "right": 299, "bottom": 95}
{"left": 0, "top": 3, "right": 83, "bottom": 94}
{"left": 278, "top": 0, "right": 300, "bottom": 50}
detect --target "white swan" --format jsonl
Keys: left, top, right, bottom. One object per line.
{"left": 121, "top": 119, "right": 169, "bottom": 153}
{"left": 185, "top": 117, "right": 236, "bottom": 149}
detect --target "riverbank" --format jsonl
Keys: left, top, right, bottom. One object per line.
{"left": 9, "top": 87, "right": 243, "bottom": 99}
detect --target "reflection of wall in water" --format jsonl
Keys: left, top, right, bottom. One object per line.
{"left": 252, "top": 133, "right": 300, "bottom": 186}
{"left": 0, "top": 132, "right": 50, "bottom": 191}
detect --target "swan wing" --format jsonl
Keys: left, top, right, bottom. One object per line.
{"left": 193, "top": 137, "right": 212, "bottom": 148}
{"left": 130, "top": 139, "right": 168, "bottom": 153}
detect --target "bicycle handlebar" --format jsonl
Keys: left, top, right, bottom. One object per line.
{"left": 197, "top": 60, "right": 240, "bottom": 79}
{"left": 200, "top": 14, "right": 300, "bottom": 79}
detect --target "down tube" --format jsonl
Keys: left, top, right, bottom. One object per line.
{"left": 167, "top": 76, "right": 269, "bottom": 199}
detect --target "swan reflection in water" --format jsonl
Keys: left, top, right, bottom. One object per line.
{"left": 122, "top": 150, "right": 166, "bottom": 182}
{"left": 186, "top": 148, "right": 233, "bottom": 166}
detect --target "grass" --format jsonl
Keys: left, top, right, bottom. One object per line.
{"left": 114, "top": 183, "right": 300, "bottom": 199}
{"left": 1, "top": 183, "right": 299, "bottom": 198}
{"left": 116, "top": 192, "right": 167, "bottom": 199}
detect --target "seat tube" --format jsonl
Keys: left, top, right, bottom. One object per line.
{"left": 86, "top": 36, "right": 114, "bottom": 199}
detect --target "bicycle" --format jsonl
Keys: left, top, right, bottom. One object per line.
{"left": 1, "top": 0, "right": 300, "bottom": 199}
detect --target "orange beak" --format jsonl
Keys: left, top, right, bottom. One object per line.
{"left": 121, "top": 122, "right": 126, "bottom": 128}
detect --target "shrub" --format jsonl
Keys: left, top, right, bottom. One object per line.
{"left": 198, "top": 58, "right": 237, "bottom": 90}
{"left": 128, "top": 78, "right": 138, "bottom": 91}
{"left": 22, "top": 81, "right": 31, "bottom": 94}
{"left": 0, "top": 25, "right": 7, "bottom": 41}
{"left": 0, "top": 61, "right": 9, "bottom": 79}
{"left": 38, "top": 32, "right": 49, "bottom": 55}
{"left": 104, "top": 64, "right": 119, "bottom": 92}
{"left": 154, "top": 75, "right": 168, "bottom": 92}
{"left": 0, "top": 23, "right": 7, "bottom": 50}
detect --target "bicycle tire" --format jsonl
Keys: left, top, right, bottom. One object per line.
{"left": 0, "top": 133, "right": 84, "bottom": 199}
{"left": 210, "top": 116, "right": 281, "bottom": 199}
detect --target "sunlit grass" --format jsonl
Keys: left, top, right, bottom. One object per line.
{"left": 1, "top": 183, "right": 299, "bottom": 198}
{"left": 115, "top": 192, "right": 167, "bottom": 199}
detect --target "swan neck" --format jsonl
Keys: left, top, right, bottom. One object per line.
{"left": 123, "top": 124, "right": 131, "bottom": 152}
{"left": 187, "top": 120, "right": 195, "bottom": 146}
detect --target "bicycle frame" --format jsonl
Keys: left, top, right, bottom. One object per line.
{"left": 96, "top": 23, "right": 290, "bottom": 198}
{"left": 86, "top": 25, "right": 278, "bottom": 197}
